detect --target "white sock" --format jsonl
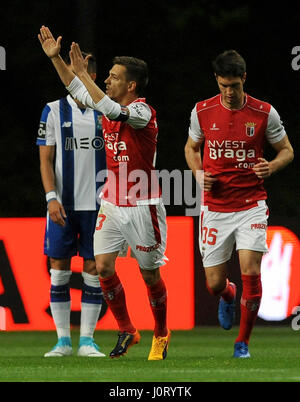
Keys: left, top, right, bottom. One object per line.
{"left": 80, "top": 272, "right": 102, "bottom": 339}
{"left": 49, "top": 269, "right": 72, "bottom": 340}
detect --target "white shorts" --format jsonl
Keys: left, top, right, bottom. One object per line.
{"left": 93, "top": 199, "right": 168, "bottom": 270}
{"left": 199, "top": 200, "right": 269, "bottom": 268}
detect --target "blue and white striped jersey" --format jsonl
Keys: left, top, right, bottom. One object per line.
{"left": 37, "top": 95, "right": 106, "bottom": 211}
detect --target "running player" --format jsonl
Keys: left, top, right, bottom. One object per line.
{"left": 37, "top": 51, "right": 107, "bottom": 357}
{"left": 38, "top": 26, "right": 170, "bottom": 360}
{"left": 185, "top": 50, "right": 294, "bottom": 358}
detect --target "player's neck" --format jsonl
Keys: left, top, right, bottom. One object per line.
{"left": 221, "top": 93, "right": 246, "bottom": 110}
{"left": 116, "top": 93, "right": 140, "bottom": 106}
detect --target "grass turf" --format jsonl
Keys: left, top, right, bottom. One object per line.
{"left": 0, "top": 326, "right": 299, "bottom": 382}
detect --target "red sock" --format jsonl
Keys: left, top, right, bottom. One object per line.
{"left": 146, "top": 278, "right": 168, "bottom": 337}
{"left": 99, "top": 273, "right": 135, "bottom": 334}
{"left": 235, "top": 274, "right": 262, "bottom": 345}
{"left": 206, "top": 279, "right": 235, "bottom": 302}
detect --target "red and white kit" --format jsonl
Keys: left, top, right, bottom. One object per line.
{"left": 100, "top": 98, "right": 161, "bottom": 206}
{"left": 189, "top": 94, "right": 286, "bottom": 267}
{"left": 94, "top": 198, "right": 167, "bottom": 269}
{"left": 94, "top": 99, "right": 166, "bottom": 269}
{"left": 68, "top": 76, "right": 167, "bottom": 269}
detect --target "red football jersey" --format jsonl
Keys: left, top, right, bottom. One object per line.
{"left": 189, "top": 94, "right": 286, "bottom": 212}
{"left": 101, "top": 98, "right": 160, "bottom": 206}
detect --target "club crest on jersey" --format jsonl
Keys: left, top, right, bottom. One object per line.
{"left": 245, "top": 122, "right": 256, "bottom": 137}
{"left": 96, "top": 115, "right": 103, "bottom": 131}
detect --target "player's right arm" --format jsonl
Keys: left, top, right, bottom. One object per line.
{"left": 185, "top": 137, "right": 216, "bottom": 191}
{"left": 39, "top": 145, "right": 67, "bottom": 227}
{"left": 185, "top": 105, "right": 217, "bottom": 191}
{"left": 185, "top": 135, "right": 203, "bottom": 178}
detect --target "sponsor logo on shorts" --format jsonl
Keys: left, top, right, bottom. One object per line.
{"left": 136, "top": 243, "right": 160, "bottom": 252}
{"left": 251, "top": 223, "right": 267, "bottom": 230}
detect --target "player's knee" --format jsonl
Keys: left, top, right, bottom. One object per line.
{"left": 205, "top": 265, "right": 227, "bottom": 295}
{"left": 95, "top": 252, "right": 118, "bottom": 278}
{"left": 206, "top": 277, "right": 227, "bottom": 296}
{"left": 96, "top": 259, "right": 115, "bottom": 278}
{"left": 240, "top": 259, "right": 261, "bottom": 276}
{"left": 83, "top": 259, "right": 97, "bottom": 275}
{"left": 241, "top": 265, "right": 261, "bottom": 276}
{"left": 140, "top": 267, "right": 160, "bottom": 286}
{"left": 239, "top": 251, "right": 262, "bottom": 275}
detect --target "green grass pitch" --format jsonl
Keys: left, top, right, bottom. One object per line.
{"left": 0, "top": 326, "right": 299, "bottom": 382}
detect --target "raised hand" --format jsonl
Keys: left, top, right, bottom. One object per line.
{"left": 69, "top": 42, "right": 90, "bottom": 75}
{"left": 38, "top": 25, "right": 62, "bottom": 59}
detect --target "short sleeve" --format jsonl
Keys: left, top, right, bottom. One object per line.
{"left": 266, "top": 106, "right": 286, "bottom": 144}
{"left": 36, "top": 105, "right": 56, "bottom": 146}
{"left": 127, "top": 102, "right": 152, "bottom": 129}
{"left": 188, "top": 105, "right": 204, "bottom": 142}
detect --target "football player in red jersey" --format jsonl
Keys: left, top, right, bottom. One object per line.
{"left": 38, "top": 26, "right": 170, "bottom": 361}
{"left": 185, "top": 50, "right": 294, "bottom": 357}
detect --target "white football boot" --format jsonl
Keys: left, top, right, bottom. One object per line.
{"left": 44, "top": 337, "right": 73, "bottom": 357}
{"left": 77, "top": 337, "right": 106, "bottom": 357}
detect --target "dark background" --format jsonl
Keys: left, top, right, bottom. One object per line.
{"left": 0, "top": 0, "right": 299, "bottom": 221}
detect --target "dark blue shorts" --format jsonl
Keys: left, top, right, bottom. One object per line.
{"left": 44, "top": 210, "right": 98, "bottom": 259}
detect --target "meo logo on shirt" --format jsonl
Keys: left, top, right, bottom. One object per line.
{"left": 64, "top": 136, "right": 105, "bottom": 150}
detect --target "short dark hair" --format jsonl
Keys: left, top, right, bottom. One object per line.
{"left": 113, "top": 56, "right": 149, "bottom": 96}
{"left": 212, "top": 50, "right": 246, "bottom": 78}
{"left": 64, "top": 51, "right": 97, "bottom": 74}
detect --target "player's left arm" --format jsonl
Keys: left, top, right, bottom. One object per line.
{"left": 68, "top": 42, "right": 151, "bottom": 129}
{"left": 253, "top": 106, "right": 294, "bottom": 179}
{"left": 69, "top": 42, "right": 105, "bottom": 104}
{"left": 38, "top": 26, "right": 75, "bottom": 87}
{"left": 268, "top": 134, "right": 294, "bottom": 174}
{"left": 253, "top": 135, "right": 294, "bottom": 179}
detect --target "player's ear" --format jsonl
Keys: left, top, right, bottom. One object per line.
{"left": 128, "top": 81, "right": 137, "bottom": 93}
{"left": 242, "top": 72, "right": 246, "bottom": 84}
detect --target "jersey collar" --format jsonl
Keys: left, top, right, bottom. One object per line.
{"left": 219, "top": 93, "right": 248, "bottom": 111}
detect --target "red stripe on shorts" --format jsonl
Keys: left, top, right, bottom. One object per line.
{"left": 149, "top": 205, "right": 161, "bottom": 244}
{"left": 200, "top": 211, "right": 204, "bottom": 241}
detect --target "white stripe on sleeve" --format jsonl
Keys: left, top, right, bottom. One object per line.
{"left": 188, "top": 105, "right": 204, "bottom": 142}
{"left": 266, "top": 106, "right": 286, "bottom": 144}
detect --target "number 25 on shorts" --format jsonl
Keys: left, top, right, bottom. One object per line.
{"left": 95, "top": 213, "right": 106, "bottom": 231}
{"left": 202, "top": 227, "right": 218, "bottom": 245}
